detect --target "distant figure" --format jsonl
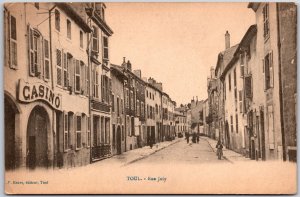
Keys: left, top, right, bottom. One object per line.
{"left": 196, "top": 133, "right": 200, "bottom": 143}
{"left": 216, "top": 140, "right": 223, "bottom": 160}
{"left": 149, "top": 138, "right": 153, "bottom": 149}
{"left": 186, "top": 132, "right": 190, "bottom": 144}
{"left": 192, "top": 132, "right": 196, "bottom": 143}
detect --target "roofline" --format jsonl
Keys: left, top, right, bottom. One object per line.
{"left": 220, "top": 25, "right": 257, "bottom": 81}
{"left": 56, "top": 3, "right": 92, "bottom": 33}
{"left": 86, "top": 7, "right": 113, "bottom": 36}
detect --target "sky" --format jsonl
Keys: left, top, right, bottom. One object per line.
{"left": 105, "top": 2, "right": 255, "bottom": 106}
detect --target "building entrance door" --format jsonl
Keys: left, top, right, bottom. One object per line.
{"left": 5, "top": 96, "right": 17, "bottom": 170}
{"left": 117, "top": 126, "right": 122, "bottom": 155}
{"left": 27, "top": 106, "right": 49, "bottom": 169}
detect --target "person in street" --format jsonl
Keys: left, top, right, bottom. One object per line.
{"left": 196, "top": 132, "right": 200, "bottom": 143}
{"left": 192, "top": 132, "right": 196, "bottom": 143}
{"left": 186, "top": 132, "right": 190, "bottom": 144}
{"left": 216, "top": 140, "right": 223, "bottom": 160}
{"left": 149, "top": 137, "right": 153, "bottom": 149}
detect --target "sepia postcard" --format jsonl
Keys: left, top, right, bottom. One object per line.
{"left": 4, "top": 2, "right": 297, "bottom": 194}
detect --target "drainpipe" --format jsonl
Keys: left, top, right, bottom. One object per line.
{"left": 49, "top": 4, "right": 56, "bottom": 169}
{"left": 86, "top": 7, "right": 95, "bottom": 163}
{"left": 276, "top": 3, "right": 286, "bottom": 161}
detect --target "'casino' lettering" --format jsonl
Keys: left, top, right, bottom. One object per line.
{"left": 19, "top": 80, "right": 61, "bottom": 110}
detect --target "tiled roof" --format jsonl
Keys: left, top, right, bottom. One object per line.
{"left": 220, "top": 44, "right": 239, "bottom": 68}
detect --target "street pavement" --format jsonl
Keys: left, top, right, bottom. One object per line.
{"left": 201, "top": 136, "right": 251, "bottom": 163}
{"left": 129, "top": 137, "right": 228, "bottom": 166}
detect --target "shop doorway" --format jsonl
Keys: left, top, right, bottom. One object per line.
{"left": 116, "top": 126, "right": 122, "bottom": 154}
{"left": 27, "top": 106, "right": 49, "bottom": 169}
{"left": 5, "top": 95, "right": 19, "bottom": 170}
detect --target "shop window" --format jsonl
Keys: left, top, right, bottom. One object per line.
{"left": 9, "top": 14, "right": 17, "bottom": 69}
{"left": 55, "top": 10, "right": 60, "bottom": 31}
{"left": 76, "top": 116, "right": 81, "bottom": 149}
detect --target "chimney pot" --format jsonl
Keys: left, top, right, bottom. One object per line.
{"left": 225, "top": 31, "right": 230, "bottom": 49}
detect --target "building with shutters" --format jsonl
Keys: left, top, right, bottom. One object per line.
{"left": 145, "top": 78, "right": 163, "bottom": 145}
{"left": 119, "top": 58, "right": 146, "bottom": 151}
{"left": 110, "top": 64, "right": 127, "bottom": 155}
{"left": 248, "top": 2, "right": 297, "bottom": 161}
{"left": 4, "top": 2, "right": 93, "bottom": 170}
{"left": 80, "top": 2, "right": 114, "bottom": 162}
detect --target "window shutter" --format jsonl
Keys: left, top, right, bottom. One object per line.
{"left": 73, "top": 59, "right": 77, "bottom": 92}
{"left": 7, "top": 11, "right": 10, "bottom": 67}
{"left": 63, "top": 111, "right": 68, "bottom": 151}
{"left": 63, "top": 52, "right": 67, "bottom": 87}
{"left": 36, "top": 37, "right": 42, "bottom": 76}
{"left": 9, "top": 14, "right": 18, "bottom": 69}
{"left": 270, "top": 51, "right": 274, "bottom": 88}
{"left": 28, "top": 25, "right": 35, "bottom": 76}
{"left": 56, "top": 49, "right": 62, "bottom": 85}
{"left": 81, "top": 62, "right": 85, "bottom": 95}
{"left": 262, "top": 59, "right": 266, "bottom": 90}
{"left": 44, "top": 39, "right": 50, "bottom": 81}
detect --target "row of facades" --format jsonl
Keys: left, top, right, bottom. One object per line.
{"left": 205, "top": 2, "right": 296, "bottom": 161}
{"left": 4, "top": 2, "right": 180, "bottom": 170}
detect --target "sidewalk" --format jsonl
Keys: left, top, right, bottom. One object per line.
{"left": 93, "top": 138, "right": 182, "bottom": 167}
{"left": 201, "top": 136, "right": 250, "bottom": 163}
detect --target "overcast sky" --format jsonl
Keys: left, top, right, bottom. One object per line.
{"left": 106, "top": 2, "right": 255, "bottom": 106}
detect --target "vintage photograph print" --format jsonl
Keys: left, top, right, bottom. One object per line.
{"left": 4, "top": 2, "right": 297, "bottom": 194}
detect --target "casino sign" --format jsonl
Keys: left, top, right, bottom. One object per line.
{"left": 18, "top": 79, "right": 62, "bottom": 110}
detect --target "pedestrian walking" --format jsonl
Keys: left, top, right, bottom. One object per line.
{"left": 192, "top": 132, "right": 196, "bottom": 143}
{"left": 196, "top": 133, "right": 200, "bottom": 143}
{"left": 149, "top": 138, "right": 153, "bottom": 149}
{"left": 186, "top": 132, "right": 190, "bottom": 144}
{"left": 216, "top": 140, "right": 223, "bottom": 160}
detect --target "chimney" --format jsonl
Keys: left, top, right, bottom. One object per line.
{"left": 127, "top": 60, "right": 132, "bottom": 71}
{"left": 225, "top": 31, "right": 230, "bottom": 49}
{"left": 122, "top": 57, "right": 127, "bottom": 68}
{"left": 210, "top": 66, "right": 215, "bottom": 79}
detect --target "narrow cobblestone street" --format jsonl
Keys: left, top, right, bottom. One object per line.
{"left": 129, "top": 138, "right": 228, "bottom": 166}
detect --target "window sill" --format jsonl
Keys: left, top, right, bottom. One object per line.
{"left": 75, "top": 147, "right": 82, "bottom": 151}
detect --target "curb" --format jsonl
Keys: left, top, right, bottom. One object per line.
{"left": 200, "top": 137, "right": 233, "bottom": 164}
{"left": 122, "top": 139, "right": 181, "bottom": 166}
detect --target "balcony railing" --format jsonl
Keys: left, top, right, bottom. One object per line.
{"left": 91, "top": 144, "right": 111, "bottom": 161}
